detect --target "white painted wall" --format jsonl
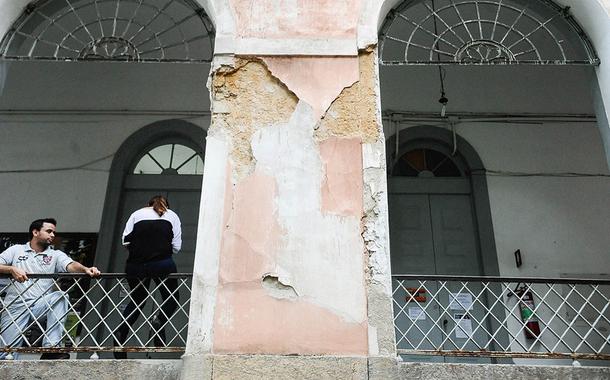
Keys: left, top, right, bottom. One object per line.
{"left": 381, "top": 63, "right": 610, "bottom": 278}
{"left": 380, "top": 65, "right": 596, "bottom": 116}
{"left": 458, "top": 122, "right": 610, "bottom": 277}
{"left": 0, "top": 61, "right": 210, "bottom": 232}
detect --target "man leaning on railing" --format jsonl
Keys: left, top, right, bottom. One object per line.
{"left": 0, "top": 218, "right": 100, "bottom": 360}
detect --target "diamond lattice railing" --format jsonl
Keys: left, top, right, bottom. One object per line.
{"left": 392, "top": 275, "right": 610, "bottom": 361}
{"left": 0, "top": 273, "right": 191, "bottom": 357}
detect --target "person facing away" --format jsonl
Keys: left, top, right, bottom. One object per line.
{"left": 114, "top": 195, "right": 181, "bottom": 359}
{"left": 0, "top": 218, "right": 100, "bottom": 360}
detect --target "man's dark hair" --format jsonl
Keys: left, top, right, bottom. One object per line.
{"left": 29, "top": 218, "right": 57, "bottom": 239}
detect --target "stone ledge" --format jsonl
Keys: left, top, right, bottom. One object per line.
{"left": 181, "top": 354, "right": 368, "bottom": 380}
{"left": 0, "top": 359, "right": 181, "bottom": 380}
{"left": 2, "top": 356, "right": 609, "bottom": 380}
{"left": 397, "top": 362, "right": 610, "bottom": 380}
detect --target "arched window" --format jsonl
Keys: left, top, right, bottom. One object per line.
{"left": 379, "top": 0, "right": 598, "bottom": 65}
{"left": 0, "top": 0, "right": 214, "bottom": 62}
{"left": 392, "top": 148, "right": 462, "bottom": 177}
{"left": 132, "top": 143, "right": 204, "bottom": 175}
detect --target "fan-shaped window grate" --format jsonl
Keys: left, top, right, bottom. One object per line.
{"left": 0, "top": 0, "right": 214, "bottom": 62}
{"left": 380, "top": 0, "right": 599, "bottom": 65}
{"left": 393, "top": 148, "right": 462, "bottom": 177}
{"left": 133, "top": 143, "right": 203, "bottom": 175}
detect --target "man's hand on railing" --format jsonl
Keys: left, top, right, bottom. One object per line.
{"left": 66, "top": 261, "right": 101, "bottom": 277}
{"left": 10, "top": 266, "right": 28, "bottom": 282}
{"left": 84, "top": 266, "right": 101, "bottom": 277}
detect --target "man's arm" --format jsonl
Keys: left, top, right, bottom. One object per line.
{"left": 171, "top": 211, "right": 182, "bottom": 254}
{"left": 66, "top": 261, "right": 101, "bottom": 277}
{"left": 0, "top": 246, "right": 27, "bottom": 282}
{"left": 122, "top": 212, "right": 136, "bottom": 247}
{"left": 0, "top": 264, "right": 28, "bottom": 282}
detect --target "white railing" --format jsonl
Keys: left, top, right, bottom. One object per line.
{"left": 0, "top": 273, "right": 192, "bottom": 357}
{"left": 393, "top": 275, "right": 610, "bottom": 361}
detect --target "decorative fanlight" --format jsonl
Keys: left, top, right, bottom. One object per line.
{"left": 380, "top": 0, "right": 599, "bottom": 65}
{"left": 133, "top": 143, "right": 203, "bottom": 175}
{"left": 393, "top": 148, "right": 463, "bottom": 177}
{"left": 0, "top": 0, "right": 214, "bottom": 62}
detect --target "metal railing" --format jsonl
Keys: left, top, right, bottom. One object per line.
{"left": 393, "top": 275, "right": 610, "bottom": 361}
{"left": 0, "top": 273, "right": 192, "bottom": 357}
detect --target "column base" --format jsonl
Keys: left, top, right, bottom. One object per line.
{"left": 180, "top": 354, "right": 376, "bottom": 380}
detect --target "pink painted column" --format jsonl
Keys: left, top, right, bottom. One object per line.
{"left": 182, "top": 1, "right": 395, "bottom": 377}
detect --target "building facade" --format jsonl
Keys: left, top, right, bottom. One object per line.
{"left": 0, "top": 0, "right": 609, "bottom": 378}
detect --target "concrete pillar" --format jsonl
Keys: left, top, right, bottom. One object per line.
{"left": 181, "top": 2, "right": 396, "bottom": 378}
{"left": 557, "top": 0, "right": 610, "bottom": 168}
{"left": 182, "top": 49, "right": 395, "bottom": 379}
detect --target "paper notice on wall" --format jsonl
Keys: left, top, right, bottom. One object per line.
{"left": 408, "top": 306, "right": 426, "bottom": 321}
{"left": 449, "top": 292, "right": 473, "bottom": 310}
{"left": 453, "top": 313, "right": 473, "bottom": 339}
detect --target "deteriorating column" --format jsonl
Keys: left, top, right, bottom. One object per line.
{"left": 182, "top": 48, "right": 394, "bottom": 379}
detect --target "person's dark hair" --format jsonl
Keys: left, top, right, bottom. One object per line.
{"left": 148, "top": 195, "right": 169, "bottom": 216}
{"left": 29, "top": 218, "right": 57, "bottom": 239}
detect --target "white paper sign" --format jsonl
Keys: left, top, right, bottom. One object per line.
{"left": 453, "top": 313, "right": 473, "bottom": 339}
{"left": 449, "top": 292, "right": 473, "bottom": 310}
{"left": 408, "top": 306, "right": 426, "bottom": 321}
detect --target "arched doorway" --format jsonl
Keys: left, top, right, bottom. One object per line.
{"left": 386, "top": 126, "right": 501, "bottom": 363}
{"left": 387, "top": 126, "right": 498, "bottom": 277}
{"left": 389, "top": 141, "right": 480, "bottom": 276}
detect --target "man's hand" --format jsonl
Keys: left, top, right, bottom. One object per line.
{"left": 84, "top": 266, "right": 101, "bottom": 277}
{"left": 10, "top": 266, "right": 28, "bottom": 282}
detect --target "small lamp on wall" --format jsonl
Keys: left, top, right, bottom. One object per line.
{"left": 439, "top": 92, "right": 448, "bottom": 117}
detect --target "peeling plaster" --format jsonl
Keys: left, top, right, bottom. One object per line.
{"left": 316, "top": 49, "right": 379, "bottom": 143}
{"left": 356, "top": 45, "right": 397, "bottom": 357}
{"left": 261, "top": 274, "right": 298, "bottom": 300}
{"left": 252, "top": 101, "right": 367, "bottom": 324}
{"left": 205, "top": 47, "right": 392, "bottom": 356}
{"left": 212, "top": 101, "right": 368, "bottom": 355}
{"left": 211, "top": 58, "right": 298, "bottom": 179}
{"left": 262, "top": 56, "right": 360, "bottom": 120}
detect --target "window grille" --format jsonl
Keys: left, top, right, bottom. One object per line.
{"left": 0, "top": 0, "right": 214, "bottom": 62}
{"left": 393, "top": 148, "right": 463, "bottom": 177}
{"left": 133, "top": 143, "right": 203, "bottom": 175}
{"left": 380, "top": 0, "right": 599, "bottom": 65}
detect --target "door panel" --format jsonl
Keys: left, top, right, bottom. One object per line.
{"left": 389, "top": 194, "right": 442, "bottom": 362}
{"left": 389, "top": 183, "right": 490, "bottom": 363}
{"left": 389, "top": 194, "right": 435, "bottom": 274}
{"left": 429, "top": 195, "right": 481, "bottom": 275}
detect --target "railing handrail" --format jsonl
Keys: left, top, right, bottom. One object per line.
{"left": 392, "top": 274, "right": 610, "bottom": 285}
{"left": 0, "top": 274, "right": 193, "bottom": 354}
{"left": 0, "top": 273, "right": 193, "bottom": 279}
